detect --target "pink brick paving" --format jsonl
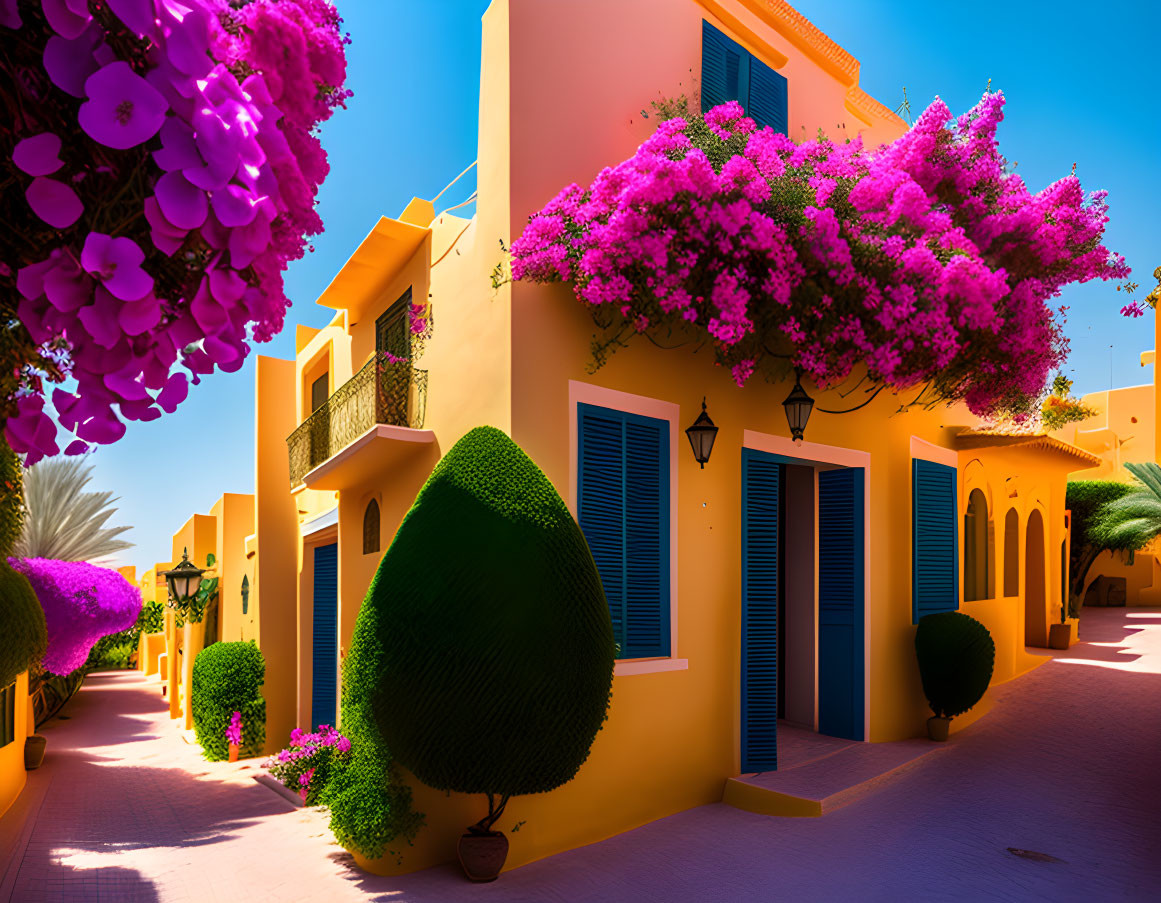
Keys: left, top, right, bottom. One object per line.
{"left": 3, "top": 606, "right": 1160, "bottom": 902}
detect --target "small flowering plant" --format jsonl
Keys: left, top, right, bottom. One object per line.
{"left": 511, "top": 93, "right": 1128, "bottom": 418}
{"left": 1039, "top": 373, "right": 1097, "bottom": 431}
{"left": 225, "top": 710, "right": 242, "bottom": 747}
{"left": 263, "top": 724, "right": 351, "bottom": 806}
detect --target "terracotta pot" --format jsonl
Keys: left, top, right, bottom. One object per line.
{"left": 926, "top": 716, "right": 950, "bottom": 742}
{"left": 228, "top": 743, "right": 239, "bottom": 762}
{"left": 25, "top": 735, "right": 47, "bottom": 770}
{"left": 1049, "top": 622, "right": 1072, "bottom": 650}
{"left": 457, "top": 830, "right": 509, "bottom": 882}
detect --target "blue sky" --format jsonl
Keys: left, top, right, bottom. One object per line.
{"left": 88, "top": 0, "right": 1160, "bottom": 571}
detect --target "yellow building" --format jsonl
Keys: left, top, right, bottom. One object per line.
{"left": 214, "top": 0, "right": 1103, "bottom": 877}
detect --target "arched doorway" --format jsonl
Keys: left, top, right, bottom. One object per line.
{"left": 1025, "top": 509, "right": 1047, "bottom": 647}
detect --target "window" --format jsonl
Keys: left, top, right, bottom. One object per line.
{"left": 363, "top": 499, "right": 380, "bottom": 555}
{"left": 310, "top": 373, "right": 328, "bottom": 413}
{"left": 701, "top": 20, "right": 788, "bottom": 134}
{"left": 376, "top": 288, "right": 412, "bottom": 360}
{"left": 240, "top": 575, "right": 249, "bottom": 615}
{"left": 913, "top": 459, "right": 959, "bottom": 622}
{"left": 1003, "top": 509, "right": 1019, "bottom": 597}
{"left": 577, "top": 403, "right": 670, "bottom": 658}
{"left": 963, "top": 488, "right": 993, "bottom": 601}
{"left": 0, "top": 681, "right": 15, "bottom": 748}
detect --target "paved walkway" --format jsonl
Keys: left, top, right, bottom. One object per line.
{"left": 2, "top": 606, "right": 1159, "bottom": 902}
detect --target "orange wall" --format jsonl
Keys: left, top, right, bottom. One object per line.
{"left": 0, "top": 672, "right": 30, "bottom": 820}
{"left": 209, "top": 493, "right": 255, "bottom": 644}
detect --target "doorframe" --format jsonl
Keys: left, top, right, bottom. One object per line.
{"left": 742, "top": 430, "right": 872, "bottom": 742}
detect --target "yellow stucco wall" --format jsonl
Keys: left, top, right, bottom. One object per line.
{"left": 209, "top": 493, "right": 255, "bottom": 644}
{"left": 0, "top": 671, "right": 31, "bottom": 820}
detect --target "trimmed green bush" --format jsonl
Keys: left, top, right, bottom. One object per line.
{"left": 85, "top": 600, "right": 166, "bottom": 671}
{"left": 0, "top": 439, "right": 24, "bottom": 559}
{"left": 0, "top": 563, "right": 47, "bottom": 689}
{"left": 191, "top": 641, "right": 266, "bottom": 760}
{"left": 325, "top": 426, "right": 615, "bottom": 858}
{"left": 915, "top": 611, "right": 995, "bottom": 719}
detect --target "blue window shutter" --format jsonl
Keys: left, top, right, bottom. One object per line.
{"left": 912, "top": 459, "right": 959, "bottom": 622}
{"left": 741, "top": 449, "right": 781, "bottom": 772}
{"left": 748, "top": 55, "right": 788, "bottom": 135}
{"left": 702, "top": 20, "right": 750, "bottom": 112}
{"left": 311, "top": 543, "right": 338, "bottom": 730}
{"left": 818, "top": 467, "right": 865, "bottom": 741}
{"left": 578, "top": 404, "right": 669, "bottom": 658}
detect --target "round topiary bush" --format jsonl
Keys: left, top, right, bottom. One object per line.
{"left": 191, "top": 641, "right": 266, "bottom": 761}
{"left": 325, "top": 426, "right": 615, "bottom": 858}
{"left": 915, "top": 611, "right": 996, "bottom": 719}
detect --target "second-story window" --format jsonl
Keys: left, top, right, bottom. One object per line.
{"left": 363, "top": 499, "right": 380, "bottom": 554}
{"left": 701, "top": 20, "right": 788, "bottom": 135}
{"left": 376, "top": 288, "right": 412, "bottom": 360}
{"left": 310, "top": 373, "right": 328, "bottom": 413}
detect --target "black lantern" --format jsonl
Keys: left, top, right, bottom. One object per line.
{"left": 782, "top": 371, "right": 814, "bottom": 445}
{"left": 163, "top": 547, "right": 205, "bottom": 604}
{"left": 685, "top": 397, "right": 719, "bottom": 468}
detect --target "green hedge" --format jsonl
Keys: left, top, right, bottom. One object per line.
{"left": 0, "top": 563, "right": 47, "bottom": 689}
{"left": 85, "top": 600, "right": 166, "bottom": 671}
{"left": 324, "top": 426, "right": 614, "bottom": 858}
{"left": 191, "top": 641, "right": 265, "bottom": 760}
{"left": 915, "top": 611, "right": 995, "bottom": 719}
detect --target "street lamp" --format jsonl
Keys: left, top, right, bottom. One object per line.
{"left": 782, "top": 370, "right": 814, "bottom": 446}
{"left": 685, "top": 397, "right": 719, "bottom": 468}
{"left": 163, "top": 548, "right": 205, "bottom": 607}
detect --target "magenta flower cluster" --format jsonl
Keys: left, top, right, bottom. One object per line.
{"left": 225, "top": 709, "right": 242, "bottom": 746}
{"left": 263, "top": 723, "right": 350, "bottom": 804}
{"left": 510, "top": 95, "right": 1129, "bottom": 415}
{"left": 2, "top": 0, "right": 352, "bottom": 463}
{"left": 8, "top": 556, "right": 142, "bottom": 674}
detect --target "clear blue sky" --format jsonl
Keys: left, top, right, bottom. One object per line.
{"left": 88, "top": 0, "right": 1160, "bottom": 571}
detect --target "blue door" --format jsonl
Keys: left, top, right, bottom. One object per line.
{"left": 741, "top": 449, "right": 781, "bottom": 772}
{"left": 311, "top": 543, "right": 338, "bottom": 730}
{"left": 818, "top": 468, "right": 865, "bottom": 741}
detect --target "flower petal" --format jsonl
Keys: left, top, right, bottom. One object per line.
{"left": 154, "top": 170, "right": 208, "bottom": 230}
{"left": 26, "top": 177, "right": 83, "bottom": 228}
{"left": 14, "top": 133, "right": 64, "bottom": 176}
{"left": 79, "top": 61, "right": 168, "bottom": 150}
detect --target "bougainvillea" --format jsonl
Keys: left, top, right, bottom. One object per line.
{"left": 264, "top": 724, "right": 351, "bottom": 805}
{"left": 8, "top": 556, "right": 142, "bottom": 674}
{"left": 1, "top": 0, "right": 353, "bottom": 463}
{"left": 511, "top": 94, "right": 1128, "bottom": 416}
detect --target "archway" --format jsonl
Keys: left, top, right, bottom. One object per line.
{"left": 1025, "top": 509, "right": 1047, "bottom": 647}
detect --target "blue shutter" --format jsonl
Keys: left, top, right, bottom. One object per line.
{"left": 702, "top": 20, "right": 749, "bottom": 113}
{"left": 578, "top": 404, "right": 669, "bottom": 658}
{"left": 741, "top": 449, "right": 781, "bottom": 772}
{"left": 818, "top": 468, "right": 865, "bottom": 741}
{"left": 912, "top": 459, "right": 959, "bottom": 622}
{"left": 748, "top": 55, "right": 788, "bottom": 135}
{"left": 311, "top": 543, "right": 338, "bottom": 730}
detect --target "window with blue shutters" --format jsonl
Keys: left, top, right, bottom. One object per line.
{"left": 913, "top": 459, "right": 959, "bottom": 623}
{"left": 577, "top": 403, "right": 670, "bottom": 659}
{"left": 701, "top": 20, "right": 788, "bottom": 135}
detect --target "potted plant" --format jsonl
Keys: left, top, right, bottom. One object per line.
{"left": 264, "top": 725, "right": 352, "bottom": 806}
{"left": 24, "top": 734, "right": 47, "bottom": 770}
{"left": 915, "top": 611, "right": 995, "bottom": 741}
{"left": 1049, "top": 599, "right": 1077, "bottom": 650}
{"left": 226, "top": 711, "right": 243, "bottom": 762}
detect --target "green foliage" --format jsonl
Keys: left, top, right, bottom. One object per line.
{"left": 1067, "top": 480, "right": 1135, "bottom": 548}
{"left": 0, "top": 563, "right": 48, "bottom": 688}
{"left": 191, "top": 641, "right": 266, "bottom": 761}
{"left": 0, "top": 439, "right": 24, "bottom": 559}
{"left": 1066, "top": 478, "right": 1142, "bottom": 616}
{"left": 915, "top": 612, "right": 995, "bottom": 719}
{"left": 1090, "top": 463, "right": 1161, "bottom": 550}
{"left": 83, "top": 600, "right": 165, "bottom": 672}
{"left": 325, "top": 427, "right": 615, "bottom": 855}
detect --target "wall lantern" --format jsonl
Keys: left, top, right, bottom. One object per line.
{"left": 782, "top": 370, "right": 814, "bottom": 446}
{"left": 685, "top": 397, "right": 719, "bottom": 468}
{"left": 163, "top": 547, "right": 205, "bottom": 604}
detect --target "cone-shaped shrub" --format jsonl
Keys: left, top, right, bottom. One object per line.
{"left": 915, "top": 611, "right": 995, "bottom": 719}
{"left": 191, "top": 641, "right": 266, "bottom": 761}
{"left": 0, "top": 440, "right": 46, "bottom": 688}
{"left": 325, "top": 426, "right": 615, "bottom": 858}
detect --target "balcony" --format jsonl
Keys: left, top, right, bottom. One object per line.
{"left": 287, "top": 354, "right": 430, "bottom": 489}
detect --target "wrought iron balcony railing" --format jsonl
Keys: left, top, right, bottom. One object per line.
{"left": 287, "top": 353, "right": 428, "bottom": 487}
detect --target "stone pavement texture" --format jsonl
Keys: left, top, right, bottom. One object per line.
{"left": 2, "top": 606, "right": 1159, "bottom": 902}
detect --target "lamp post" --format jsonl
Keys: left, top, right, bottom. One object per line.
{"left": 782, "top": 370, "right": 815, "bottom": 446}
{"left": 161, "top": 548, "right": 205, "bottom": 728}
{"left": 685, "top": 397, "right": 719, "bottom": 468}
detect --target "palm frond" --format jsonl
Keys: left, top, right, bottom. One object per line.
{"left": 14, "top": 457, "right": 134, "bottom": 562}
{"left": 1124, "top": 461, "right": 1161, "bottom": 501}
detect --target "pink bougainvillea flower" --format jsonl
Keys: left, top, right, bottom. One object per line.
{"left": 4, "top": 396, "right": 59, "bottom": 466}
{"left": 14, "top": 133, "right": 65, "bottom": 176}
{"left": 64, "top": 440, "right": 90, "bottom": 456}
{"left": 79, "top": 61, "right": 168, "bottom": 150}
{"left": 119, "top": 293, "right": 162, "bottom": 336}
{"left": 81, "top": 233, "right": 154, "bottom": 301}
{"left": 77, "top": 286, "right": 127, "bottom": 349}
{"left": 43, "top": 24, "right": 103, "bottom": 97}
{"left": 143, "top": 196, "right": 188, "bottom": 256}
{"left": 154, "top": 170, "right": 208, "bottom": 230}
{"left": 26, "top": 177, "right": 83, "bottom": 228}
{"left": 42, "top": 0, "right": 92, "bottom": 39}
{"left": 153, "top": 117, "right": 202, "bottom": 172}
{"left": 156, "top": 372, "right": 188, "bottom": 413}
{"left": 211, "top": 183, "right": 260, "bottom": 227}
{"left": 159, "top": 0, "right": 212, "bottom": 77}
{"left": 43, "top": 254, "right": 93, "bottom": 312}
{"left": 0, "top": 0, "right": 21, "bottom": 29}
{"left": 108, "top": 0, "right": 159, "bottom": 37}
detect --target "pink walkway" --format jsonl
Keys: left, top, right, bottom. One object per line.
{"left": 3, "top": 606, "right": 1160, "bottom": 901}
